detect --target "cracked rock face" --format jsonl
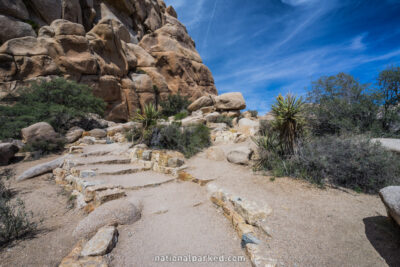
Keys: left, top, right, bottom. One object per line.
{"left": 0, "top": 0, "right": 217, "bottom": 122}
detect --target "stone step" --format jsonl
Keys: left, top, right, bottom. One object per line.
{"left": 82, "top": 171, "right": 176, "bottom": 190}
{"left": 75, "top": 156, "right": 131, "bottom": 166}
{"left": 75, "top": 164, "right": 149, "bottom": 176}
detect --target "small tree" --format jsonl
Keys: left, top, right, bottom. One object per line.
{"left": 271, "top": 94, "right": 306, "bottom": 155}
{"left": 378, "top": 65, "right": 400, "bottom": 130}
{"left": 306, "top": 73, "right": 378, "bottom": 135}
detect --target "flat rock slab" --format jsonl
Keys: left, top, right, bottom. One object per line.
{"left": 80, "top": 143, "right": 131, "bottom": 155}
{"left": 75, "top": 164, "right": 147, "bottom": 176}
{"left": 379, "top": 186, "right": 400, "bottom": 226}
{"left": 372, "top": 138, "right": 400, "bottom": 153}
{"left": 75, "top": 156, "right": 131, "bottom": 166}
{"left": 81, "top": 226, "right": 119, "bottom": 257}
{"left": 84, "top": 171, "right": 175, "bottom": 189}
{"left": 17, "top": 155, "right": 66, "bottom": 181}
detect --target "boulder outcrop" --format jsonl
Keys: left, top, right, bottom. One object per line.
{"left": 0, "top": 0, "right": 217, "bottom": 121}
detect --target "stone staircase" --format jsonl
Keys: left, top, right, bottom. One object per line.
{"left": 52, "top": 136, "right": 284, "bottom": 267}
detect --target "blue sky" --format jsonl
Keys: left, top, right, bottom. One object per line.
{"left": 164, "top": 0, "right": 400, "bottom": 114}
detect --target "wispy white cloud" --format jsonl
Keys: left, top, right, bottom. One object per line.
{"left": 165, "top": 0, "right": 400, "bottom": 113}
{"left": 281, "top": 0, "right": 317, "bottom": 6}
{"left": 349, "top": 33, "right": 368, "bottom": 50}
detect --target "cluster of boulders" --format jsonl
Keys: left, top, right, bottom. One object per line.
{"left": 0, "top": 0, "right": 217, "bottom": 121}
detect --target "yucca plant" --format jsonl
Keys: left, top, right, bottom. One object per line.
{"left": 271, "top": 94, "right": 306, "bottom": 155}
{"left": 134, "top": 103, "right": 159, "bottom": 129}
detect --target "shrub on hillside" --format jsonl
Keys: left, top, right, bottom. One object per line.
{"left": 0, "top": 78, "right": 106, "bottom": 140}
{"left": 21, "top": 138, "right": 66, "bottom": 155}
{"left": 160, "top": 93, "right": 191, "bottom": 117}
{"left": 174, "top": 110, "right": 189, "bottom": 120}
{"left": 248, "top": 110, "right": 258, "bottom": 117}
{"left": 0, "top": 169, "right": 36, "bottom": 247}
{"left": 215, "top": 115, "right": 233, "bottom": 127}
{"left": 143, "top": 124, "right": 211, "bottom": 158}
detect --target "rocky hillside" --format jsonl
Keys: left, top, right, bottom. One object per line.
{"left": 0, "top": 0, "right": 217, "bottom": 121}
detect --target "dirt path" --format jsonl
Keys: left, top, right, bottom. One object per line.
{"left": 186, "top": 142, "right": 400, "bottom": 267}
{"left": 1, "top": 139, "right": 399, "bottom": 267}
{"left": 0, "top": 156, "right": 85, "bottom": 267}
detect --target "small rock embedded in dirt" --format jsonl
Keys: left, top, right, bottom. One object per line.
{"left": 81, "top": 225, "right": 119, "bottom": 257}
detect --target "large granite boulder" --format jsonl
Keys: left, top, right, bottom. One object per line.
{"left": 0, "top": 15, "right": 36, "bottom": 44}
{"left": 188, "top": 95, "right": 215, "bottom": 112}
{"left": 227, "top": 147, "right": 253, "bottom": 165}
{"left": 0, "top": 0, "right": 219, "bottom": 122}
{"left": 0, "top": 0, "right": 29, "bottom": 20}
{"left": 379, "top": 186, "right": 400, "bottom": 226}
{"left": 215, "top": 92, "right": 246, "bottom": 111}
{"left": 21, "top": 122, "right": 59, "bottom": 144}
{"left": 0, "top": 142, "right": 19, "bottom": 165}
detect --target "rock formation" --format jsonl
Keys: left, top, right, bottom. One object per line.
{"left": 0, "top": 0, "right": 217, "bottom": 121}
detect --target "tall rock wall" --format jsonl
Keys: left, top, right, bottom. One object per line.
{"left": 0, "top": 0, "right": 217, "bottom": 121}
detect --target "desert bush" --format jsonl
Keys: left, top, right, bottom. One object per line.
{"left": 0, "top": 78, "right": 106, "bottom": 140}
{"left": 144, "top": 124, "right": 211, "bottom": 158}
{"left": 215, "top": 115, "right": 233, "bottom": 127}
{"left": 0, "top": 170, "right": 36, "bottom": 247}
{"left": 22, "top": 138, "right": 66, "bottom": 155}
{"left": 248, "top": 110, "right": 258, "bottom": 117}
{"left": 174, "top": 110, "right": 189, "bottom": 120}
{"left": 256, "top": 135, "right": 400, "bottom": 193}
{"left": 125, "top": 127, "right": 143, "bottom": 143}
{"left": 160, "top": 93, "right": 191, "bottom": 117}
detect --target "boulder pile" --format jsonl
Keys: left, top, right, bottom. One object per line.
{"left": 0, "top": 0, "right": 217, "bottom": 121}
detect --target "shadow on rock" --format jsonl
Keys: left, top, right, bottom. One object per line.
{"left": 363, "top": 216, "right": 400, "bottom": 267}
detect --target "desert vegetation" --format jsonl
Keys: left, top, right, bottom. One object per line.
{"left": 254, "top": 66, "right": 400, "bottom": 193}
{"left": 0, "top": 169, "right": 36, "bottom": 247}
{"left": 127, "top": 100, "right": 211, "bottom": 158}
{"left": 0, "top": 78, "right": 106, "bottom": 140}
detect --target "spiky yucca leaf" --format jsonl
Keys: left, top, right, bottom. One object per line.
{"left": 271, "top": 94, "right": 305, "bottom": 155}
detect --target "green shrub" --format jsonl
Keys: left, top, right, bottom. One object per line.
{"left": 160, "top": 93, "right": 191, "bottom": 117}
{"left": 215, "top": 115, "right": 233, "bottom": 127}
{"left": 0, "top": 170, "right": 36, "bottom": 247}
{"left": 255, "top": 135, "right": 400, "bottom": 193}
{"left": 144, "top": 124, "right": 211, "bottom": 158}
{"left": 248, "top": 110, "right": 258, "bottom": 117}
{"left": 0, "top": 78, "right": 106, "bottom": 140}
{"left": 22, "top": 138, "right": 66, "bottom": 154}
{"left": 125, "top": 127, "right": 143, "bottom": 143}
{"left": 174, "top": 110, "right": 189, "bottom": 120}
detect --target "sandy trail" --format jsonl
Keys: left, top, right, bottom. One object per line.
{"left": 1, "top": 139, "right": 399, "bottom": 267}
{"left": 186, "top": 141, "right": 400, "bottom": 267}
